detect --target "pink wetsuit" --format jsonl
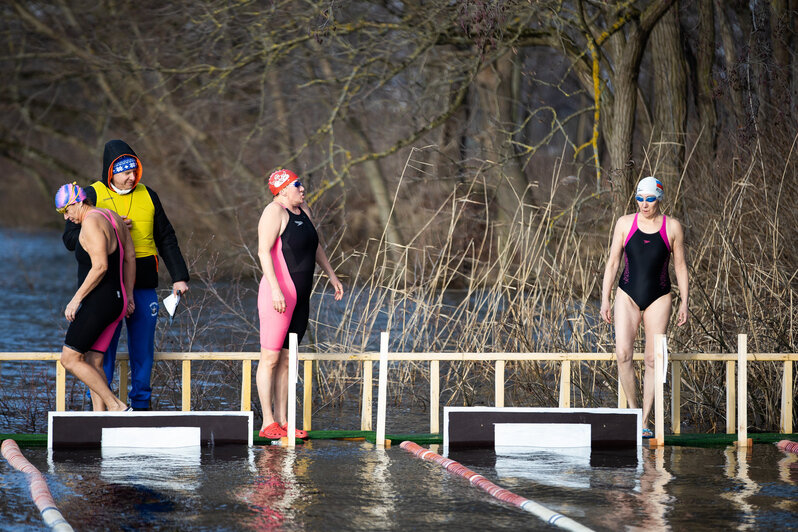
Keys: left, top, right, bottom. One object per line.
{"left": 258, "top": 208, "right": 319, "bottom": 351}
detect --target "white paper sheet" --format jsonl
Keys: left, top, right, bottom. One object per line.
{"left": 163, "top": 292, "right": 180, "bottom": 317}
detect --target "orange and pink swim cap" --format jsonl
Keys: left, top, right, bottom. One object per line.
{"left": 268, "top": 169, "right": 299, "bottom": 195}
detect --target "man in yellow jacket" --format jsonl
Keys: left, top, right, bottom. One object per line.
{"left": 64, "top": 139, "right": 190, "bottom": 410}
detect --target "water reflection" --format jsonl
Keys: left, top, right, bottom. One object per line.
{"left": 723, "top": 446, "right": 760, "bottom": 530}
{"left": 100, "top": 446, "right": 202, "bottom": 491}
{"left": 354, "top": 443, "right": 396, "bottom": 529}
{"left": 238, "top": 445, "right": 299, "bottom": 530}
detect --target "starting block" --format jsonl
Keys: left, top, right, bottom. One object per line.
{"left": 47, "top": 411, "right": 253, "bottom": 449}
{"left": 444, "top": 407, "right": 642, "bottom": 450}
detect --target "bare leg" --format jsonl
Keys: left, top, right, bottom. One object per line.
{"left": 641, "top": 294, "right": 672, "bottom": 428}
{"left": 614, "top": 289, "right": 642, "bottom": 409}
{"left": 256, "top": 348, "right": 280, "bottom": 430}
{"left": 272, "top": 348, "right": 290, "bottom": 426}
{"left": 60, "top": 346, "right": 128, "bottom": 411}
{"left": 86, "top": 351, "right": 107, "bottom": 411}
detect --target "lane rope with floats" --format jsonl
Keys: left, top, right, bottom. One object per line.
{"left": 1, "top": 439, "right": 73, "bottom": 531}
{"left": 399, "top": 441, "right": 593, "bottom": 532}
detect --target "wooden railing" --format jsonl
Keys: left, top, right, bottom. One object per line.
{"left": 1, "top": 335, "right": 795, "bottom": 437}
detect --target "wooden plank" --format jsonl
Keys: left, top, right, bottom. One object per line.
{"left": 737, "top": 334, "right": 747, "bottom": 446}
{"left": 240, "top": 360, "right": 251, "bottom": 412}
{"left": 56, "top": 360, "right": 66, "bottom": 412}
{"left": 559, "top": 360, "right": 571, "bottom": 408}
{"left": 781, "top": 360, "right": 793, "bottom": 434}
{"left": 652, "top": 334, "right": 665, "bottom": 447}
{"left": 304, "top": 360, "right": 313, "bottom": 432}
{"left": 376, "top": 332, "right": 389, "bottom": 449}
{"left": 726, "top": 360, "right": 736, "bottom": 434}
{"left": 361, "top": 359, "right": 373, "bottom": 431}
{"left": 430, "top": 360, "right": 439, "bottom": 434}
{"left": 181, "top": 360, "right": 191, "bottom": 412}
{"left": 671, "top": 360, "right": 681, "bottom": 435}
{"left": 286, "top": 334, "right": 298, "bottom": 448}
{"left": 119, "top": 359, "right": 129, "bottom": 404}
{"left": 5, "top": 351, "right": 798, "bottom": 363}
{"left": 495, "top": 360, "right": 505, "bottom": 408}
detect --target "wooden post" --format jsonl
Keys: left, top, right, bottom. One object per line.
{"left": 782, "top": 360, "right": 793, "bottom": 434}
{"left": 304, "top": 360, "right": 313, "bottom": 432}
{"left": 181, "top": 360, "right": 191, "bottom": 411}
{"left": 671, "top": 360, "right": 681, "bottom": 435}
{"left": 430, "top": 360, "right": 439, "bottom": 434}
{"left": 736, "top": 334, "right": 752, "bottom": 448}
{"left": 361, "top": 359, "right": 373, "bottom": 431}
{"left": 240, "top": 360, "right": 251, "bottom": 411}
{"left": 119, "top": 359, "right": 129, "bottom": 404}
{"left": 56, "top": 360, "right": 66, "bottom": 412}
{"left": 286, "top": 333, "right": 298, "bottom": 448}
{"left": 495, "top": 360, "right": 505, "bottom": 408}
{"left": 376, "top": 332, "right": 389, "bottom": 449}
{"left": 652, "top": 334, "right": 666, "bottom": 447}
{"left": 726, "top": 360, "right": 736, "bottom": 434}
{"left": 559, "top": 360, "right": 571, "bottom": 408}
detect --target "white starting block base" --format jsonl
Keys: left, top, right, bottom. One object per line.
{"left": 102, "top": 426, "right": 201, "bottom": 448}
{"left": 495, "top": 423, "right": 591, "bottom": 449}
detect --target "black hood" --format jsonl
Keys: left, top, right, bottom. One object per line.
{"left": 101, "top": 139, "right": 142, "bottom": 188}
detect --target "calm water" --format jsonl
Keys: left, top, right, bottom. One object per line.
{"left": 1, "top": 442, "right": 797, "bottom": 530}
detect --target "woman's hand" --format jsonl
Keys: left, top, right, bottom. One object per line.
{"left": 677, "top": 301, "right": 688, "bottom": 326}
{"left": 65, "top": 297, "right": 81, "bottom": 322}
{"left": 272, "top": 287, "right": 286, "bottom": 313}
{"left": 600, "top": 298, "right": 612, "bottom": 324}
{"left": 330, "top": 275, "right": 344, "bottom": 301}
{"left": 126, "top": 297, "right": 136, "bottom": 318}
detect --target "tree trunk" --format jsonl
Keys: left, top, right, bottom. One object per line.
{"left": 473, "top": 52, "right": 530, "bottom": 232}
{"left": 695, "top": 0, "right": 718, "bottom": 162}
{"left": 651, "top": 1, "right": 687, "bottom": 206}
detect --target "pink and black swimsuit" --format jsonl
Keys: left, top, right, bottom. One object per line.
{"left": 64, "top": 210, "right": 127, "bottom": 354}
{"left": 258, "top": 207, "right": 319, "bottom": 351}
{"left": 618, "top": 213, "right": 672, "bottom": 311}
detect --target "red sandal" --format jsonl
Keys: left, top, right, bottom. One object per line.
{"left": 259, "top": 422, "right": 285, "bottom": 439}
{"left": 281, "top": 424, "right": 308, "bottom": 439}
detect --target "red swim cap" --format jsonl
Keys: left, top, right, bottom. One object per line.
{"left": 268, "top": 169, "right": 299, "bottom": 195}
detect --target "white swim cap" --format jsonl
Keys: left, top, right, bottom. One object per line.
{"left": 636, "top": 176, "right": 664, "bottom": 200}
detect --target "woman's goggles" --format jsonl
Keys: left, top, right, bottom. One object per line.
{"left": 635, "top": 195, "right": 658, "bottom": 203}
{"left": 292, "top": 180, "right": 303, "bottom": 188}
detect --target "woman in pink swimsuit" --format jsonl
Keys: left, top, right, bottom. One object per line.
{"left": 257, "top": 169, "right": 343, "bottom": 439}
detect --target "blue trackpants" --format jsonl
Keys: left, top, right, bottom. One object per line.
{"left": 102, "top": 288, "right": 159, "bottom": 409}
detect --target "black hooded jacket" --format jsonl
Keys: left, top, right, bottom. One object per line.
{"left": 62, "top": 140, "right": 190, "bottom": 289}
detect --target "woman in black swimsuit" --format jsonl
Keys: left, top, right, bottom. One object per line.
{"left": 600, "top": 177, "right": 689, "bottom": 437}
{"left": 56, "top": 183, "right": 136, "bottom": 411}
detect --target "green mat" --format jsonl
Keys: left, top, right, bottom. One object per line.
{"left": 665, "top": 432, "right": 798, "bottom": 448}
{"left": 253, "top": 430, "right": 443, "bottom": 445}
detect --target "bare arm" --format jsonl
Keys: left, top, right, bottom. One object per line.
{"left": 600, "top": 216, "right": 629, "bottom": 324}
{"left": 65, "top": 215, "right": 109, "bottom": 321}
{"left": 303, "top": 203, "right": 344, "bottom": 301}
{"left": 258, "top": 203, "right": 288, "bottom": 312}
{"left": 669, "top": 218, "right": 689, "bottom": 326}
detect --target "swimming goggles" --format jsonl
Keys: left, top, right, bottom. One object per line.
{"left": 635, "top": 196, "right": 658, "bottom": 203}
{"left": 292, "top": 181, "right": 303, "bottom": 188}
